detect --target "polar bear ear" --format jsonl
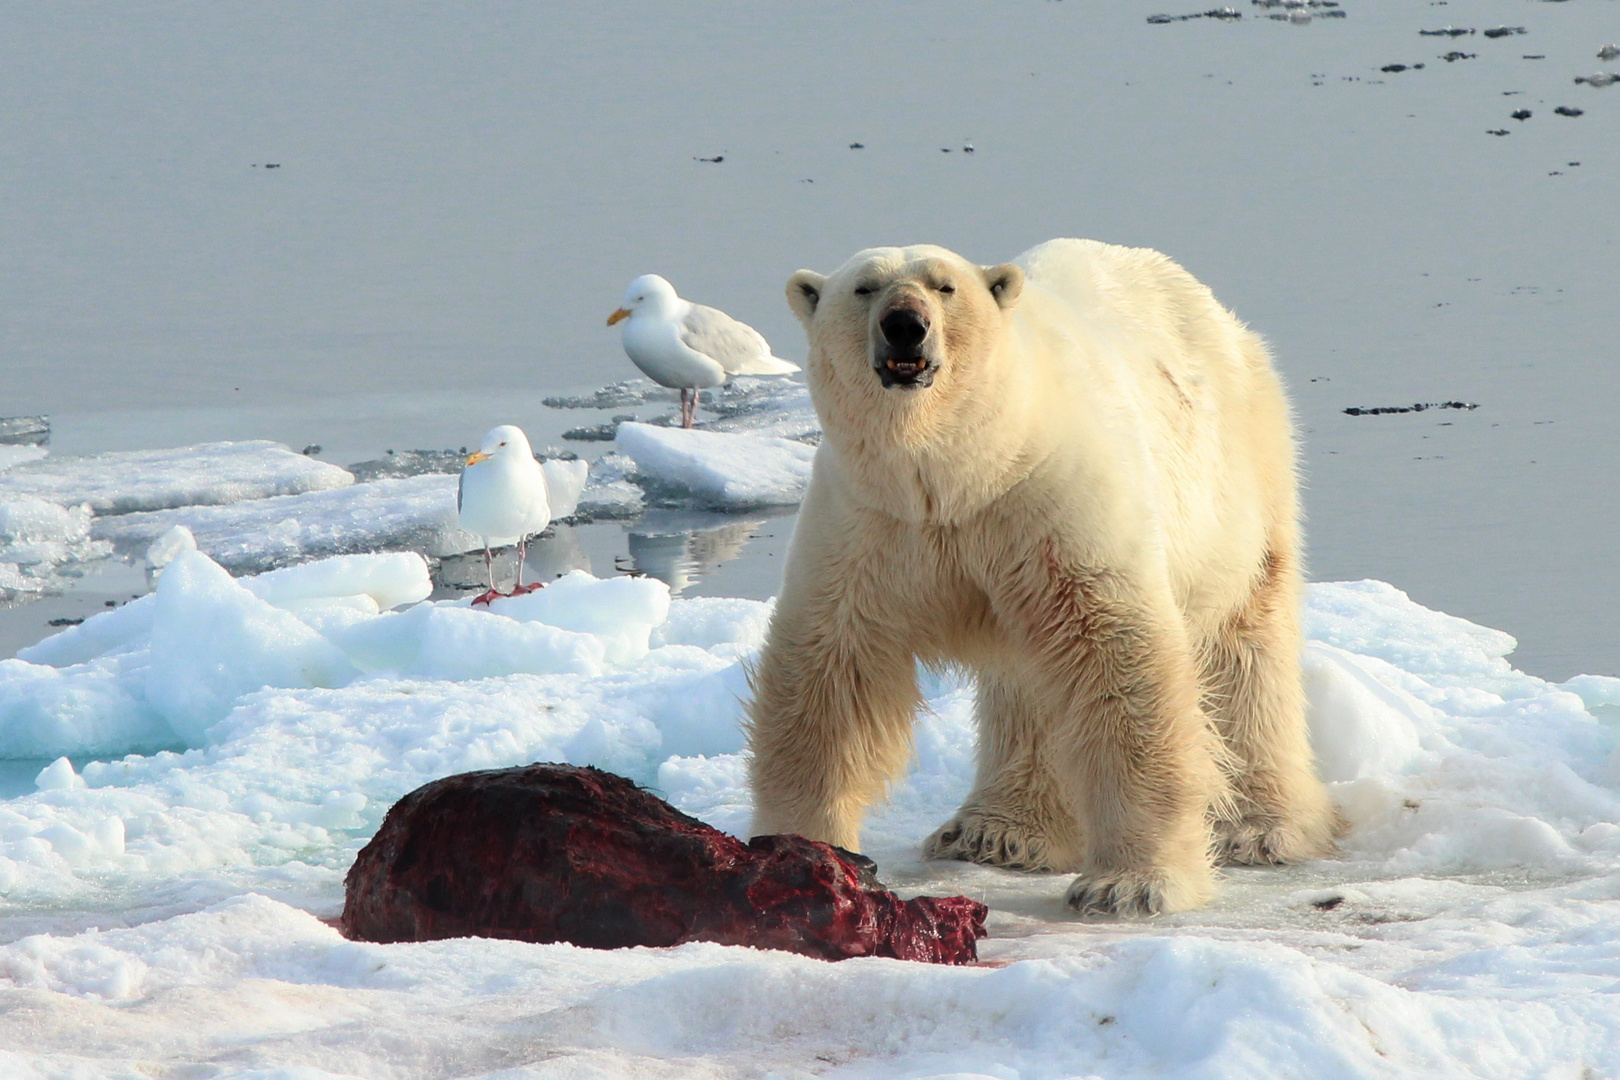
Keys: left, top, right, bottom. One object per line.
{"left": 786, "top": 270, "right": 826, "bottom": 325}
{"left": 983, "top": 264, "right": 1024, "bottom": 309}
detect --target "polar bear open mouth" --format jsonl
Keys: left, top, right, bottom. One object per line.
{"left": 883, "top": 356, "right": 931, "bottom": 382}
{"left": 874, "top": 307, "right": 937, "bottom": 388}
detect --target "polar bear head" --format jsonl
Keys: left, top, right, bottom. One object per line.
{"left": 786, "top": 246, "right": 1024, "bottom": 399}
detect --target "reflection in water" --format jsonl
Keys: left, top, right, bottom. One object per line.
{"left": 625, "top": 510, "right": 768, "bottom": 596}
{"left": 431, "top": 509, "right": 795, "bottom": 600}
{"left": 435, "top": 527, "right": 592, "bottom": 594}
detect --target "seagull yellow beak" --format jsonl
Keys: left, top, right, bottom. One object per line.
{"left": 465, "top": 450, "right": 490, "bottom": 466}
{"left": 607, "top": 307, "right": 631, "bottom": 326}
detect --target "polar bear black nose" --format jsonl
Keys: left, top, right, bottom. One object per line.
{"left": 880, "top": 309, "right": 929, "bottom": 351}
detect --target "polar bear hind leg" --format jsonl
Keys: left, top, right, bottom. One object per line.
{"left": 1203, "top": 546, "right": 1344, "bottom": 864}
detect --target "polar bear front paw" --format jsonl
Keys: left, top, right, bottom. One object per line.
{"left": 1214, "top": 810, "right": 1343, "bottom": 866}
{"left": 924, "top": 810, "right": 1069, "bottom": 872}
{"left": 1064, "top": 864, "right": 1213, "bottom": 917}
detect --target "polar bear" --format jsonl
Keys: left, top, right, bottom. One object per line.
{"left": 744, "top": 239, "right": 1340, "bottom": 916}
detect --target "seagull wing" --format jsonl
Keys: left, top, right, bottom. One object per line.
{"left": 681, "top": 303, "right": 800, "bottom": 376}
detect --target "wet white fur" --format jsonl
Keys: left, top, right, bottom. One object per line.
{"left": 746, "top": 239, "right": 1339, "bottom": 916}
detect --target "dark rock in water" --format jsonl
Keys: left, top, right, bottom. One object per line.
{"left": 1553, "top": 106, "right": 1584, "bottom": 117}
{"left": 1482, "top": 26, "right": 1526, "bottom": 39}
{"left": 1512, "top": 109, "right": 1533, "bottom": 120}
{"left": 1343, "top": 401, "right": 1478, "bottom": 417}
{"left": 1420, "top": 27, "right": 1474, "bottom": 38}
{"left": 342, "top": 763, "right": 989, "bottom": 965}
{"left": 1487, "top": 128, "right": 1511, "bottom": 135}
{"left": 1382, "top": 64, "right": 1409, "bottom": 73}
{"left": 1147, "top": 7, "right": 1241, "bottom": 24}
{"left": 1440, "top": 51, "right": 1476, "bottom": 62}
{"left": 562, "top": 416, "right": 636, "bottom": 442}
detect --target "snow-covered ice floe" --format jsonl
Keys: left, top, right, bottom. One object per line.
{"left": 0, "top": 440, "right": 353, "bottom": 515}
{"left": 616, "top": 421, "right": 816, "bottom": 510}
{"left": 0, "top": 441, "right": 357, "bottom": 593}
{"left": 94, "top": 459, "right": 590, "bottom": 574}
{"left": 554, "top": 375, "right": 823, "bottom": 444}
{"left": 1, "top": 561, "right": 1619, "bottom": 1077}
{"left": 0, "top": 499, "right": 113, "bottom": 598}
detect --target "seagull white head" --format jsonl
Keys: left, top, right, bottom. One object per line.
{"left": 465, "top": 424, "right": 533, "bottom": 467}
{"left": 607, "top": 274, "right": 680, "bottom": 325}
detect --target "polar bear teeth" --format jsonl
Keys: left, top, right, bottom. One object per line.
{"left": 886, "top": 358, "right": 928, "bottom": 373}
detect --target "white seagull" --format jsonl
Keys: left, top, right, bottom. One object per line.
{"left": 607, "top": 274, "right": 799, "bottom": 428}
{"left": 457, "top": 424, "right": 552, "bottom": 605}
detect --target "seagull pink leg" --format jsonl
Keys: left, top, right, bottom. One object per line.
{"left": 510, "top": 536, "right": 544, "bottom": 595}
{"left": 472, "top": 544, "right": 502, "bottom": 606}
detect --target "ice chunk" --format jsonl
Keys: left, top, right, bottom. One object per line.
{"left": 576, "top": 451, "right": 646, "bottom": 519}
{"left": 18, "top": 593, "right": 158, "bottom": 668}
{"left": 3, "top": 553, "right": 683, "bottom": 762}
{"left": 543, "top": 377, "right": 681, "bottom": 410}
{"left": 615, "top": 422, "right": 816, "bottom": 509}
{"left": 478, "top": 570, "right": 671, "bottom": 665}
{"left": 1304, "top": 642, "right": 1436, "bottom": 781}
{"left": 0, "top": 415, "right": 50, "bottom": 445}
{"left": 1307, "top": 579, "right": 1520, "bottom": 687}
{"left": 1564, "top": 674, "right": 1620, "bottom": 713}
{"left": 0, "top": 444, "right": 48, "bottom": 472}
{"left": 653, "top": 595, "right": 774, "bottom": 655}
{"left": 541, "top": 456, "right": 589, "bottom": 519}
{"left": 0, "top": 498, "right": 112, "bottom": 596}
{"left": 550, "top": 377, "right": 821, "bottom": 442}
{"left": 326, "top": 601, "right": 610, "bottom": 680}
{"left": 705, "top": 376, "right": 821, "bottom": 441}
{"left": 0, "top": 654, "right": 173, "bottom": 758}
{"left": 142, "top": 551, "right": 359, "bottom": 743}
{"left": 346, "top": 448, "right": 468, "bottom": 481}
{"left": 142, "top": 523, "right": 196, "bottom": 587}
{"left": 34, "top": 756, "right": 87, "bottom": 792}
{"left": 95, "top": 474, "right": 479, "bottom": 573}
{"left": 241, "top": 551, "right": 432, "bottom": 611}
{"left": 0, "top": 440, "right": 353, "bottom": 515}
{"left": 327, "top": 571, "right": 669, "bottom": 679}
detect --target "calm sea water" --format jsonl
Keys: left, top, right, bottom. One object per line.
{"left": 2, "top": 1, "right": 1614, "bottom": 679}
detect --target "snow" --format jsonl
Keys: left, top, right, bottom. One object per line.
{"left": 615, "top": 422, "right": 817, "bottom": 510}
{"left": 0, "top": 445, "right": 49, "bottom": 472}
{"left": 1, "top": 556, "right": 1618, "bottom": 1076}
{"left": 0, "top": 441, "right": 353, "bottom": 515}
{"left": 3, "top": 550, "right": 669, "bottom": 759}
{"left": 93, "top": 474, "right": 476, "bottom": 573}
{"left": 2, "top": 0, "right": 1616, "bottom": 1070}
{"left": 86, "top": 454, "right": 591, "bottom": 575}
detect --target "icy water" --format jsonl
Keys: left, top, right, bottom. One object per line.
{"left": 3, "top": 1, "right": 1617, "bottom": 679}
